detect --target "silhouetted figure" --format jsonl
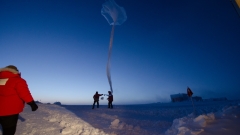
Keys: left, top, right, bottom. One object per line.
{"left": 0, "top": 65, "right": 38, "bottom": 135}
{"left": 92, "top": 91, "right": 103, "bottom": 109}
{"left": 107, "top": 91, "right": 113, "bottom": 109}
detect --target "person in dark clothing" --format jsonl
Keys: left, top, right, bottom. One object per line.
{"left": 92, "top": 91, "right": 103, "bottom": 109}
{"left": 0, "top": 65, "right": 38, "bottom": 135}
{"left": 107, "top": 91, "right": 113, "bottom": 109}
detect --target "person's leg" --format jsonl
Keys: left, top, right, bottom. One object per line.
{"left": 97, "top": 101, "right": 99, "bottom": 108}
{"left": 0, "top": 117, "right": 2, "bottom": 133}
{"left": 110, "top": 101, "right": 113, "bottom": 108}
{"left": 108, "top": 101, "right": 110, "bottom": 108}
{"left": 3, "top": 126, "right": 17, "bottom": 135}
{"left": 92, "top": 101, "right": 96, "bottom": 109}
{"left": 1, "top": 114, "right": 19, "bottom": 135}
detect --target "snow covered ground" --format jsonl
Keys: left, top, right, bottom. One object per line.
{"left": 0, "top": 100, "right": 240, "bottom": 135}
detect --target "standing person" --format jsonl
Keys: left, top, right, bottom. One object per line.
{"left": 92, "top": 91, "right": 103, "bottom": 109}
{"left": 107, "top": 91, "right": 113, "bottom": 109}
{"left": 0, "top": 65, "right": 38, "bottom": 135}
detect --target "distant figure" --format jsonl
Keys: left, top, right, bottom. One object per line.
{"left": 107, "top": 91, "right": 113, "bottom": 109}
{"left": 92, "top": 91, "right": 103, "bottom": 109}
{"left": 0, "top": 65, "right": 38, "bottom": 135}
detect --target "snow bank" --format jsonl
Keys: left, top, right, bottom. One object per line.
{"left": 165, "top": 112, "right": 215, "bottom": 135}
{"left": 165, "top": 102, "right": 240, "bottom": 135}
{"left": 43, "top": 105, "right": 107, "bottom": 135}
{"left": 0, "top": 104, "right": 108, "bottom": 135}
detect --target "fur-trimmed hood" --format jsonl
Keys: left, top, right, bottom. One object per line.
{"left": 0, "top": 67, "right": 19, "bottom": 74}
{"left": 0, "top": 68, "right": 20, "bottom": 79}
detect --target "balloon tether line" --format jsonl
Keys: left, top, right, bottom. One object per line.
{"left": 107, "top": 23, "right": 115, "bottom": 93}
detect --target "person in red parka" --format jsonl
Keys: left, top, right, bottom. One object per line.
{"left": 0, "top": 65, "right": 38, "bottom": 135}
{"left": 107, "top": 91, "right": 113, "bottom": 109}
{"left": 92, "top": 91, "right": 103, "bottom": 109}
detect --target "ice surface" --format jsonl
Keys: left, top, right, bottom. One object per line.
{"left": 0, "top": 100, "right": 240, "bottom": 135}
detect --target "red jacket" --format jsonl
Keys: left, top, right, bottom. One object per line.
{"left": 0, "top": 68, "right": 34, "bottom": 116}
{"left": 93, "top": 93, "right": 103, "bottom": 101}
{"left": 108, "top": 94, "right": 113, "bottom": 101}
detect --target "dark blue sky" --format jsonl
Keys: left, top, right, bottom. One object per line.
{"left": 1, "top": 0, "right": 240, "bottom": 104}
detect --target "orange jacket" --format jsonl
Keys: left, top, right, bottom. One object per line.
{"left": 0, "top": 68, "right": 34, "bottom": 116}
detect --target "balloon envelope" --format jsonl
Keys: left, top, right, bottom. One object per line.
{"left": 101, "top": 0, "right": 127, "bottom": 25}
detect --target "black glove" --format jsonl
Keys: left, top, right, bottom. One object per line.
{"left": 27, "top": 101, "right": 38, "bottom": 111}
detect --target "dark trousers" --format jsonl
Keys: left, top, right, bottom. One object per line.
{"left": 108, "top": 101, "right": 113, "bottom": 108}
{"left": 0, "top": 114, "right": 19, "bottom": 135}
{"left": 92, "top": 100, "right": 99, "bottom": 109}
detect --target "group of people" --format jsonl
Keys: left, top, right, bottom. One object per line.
{"left": 92, "top": 91, "right": 113, "bottom": 109}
